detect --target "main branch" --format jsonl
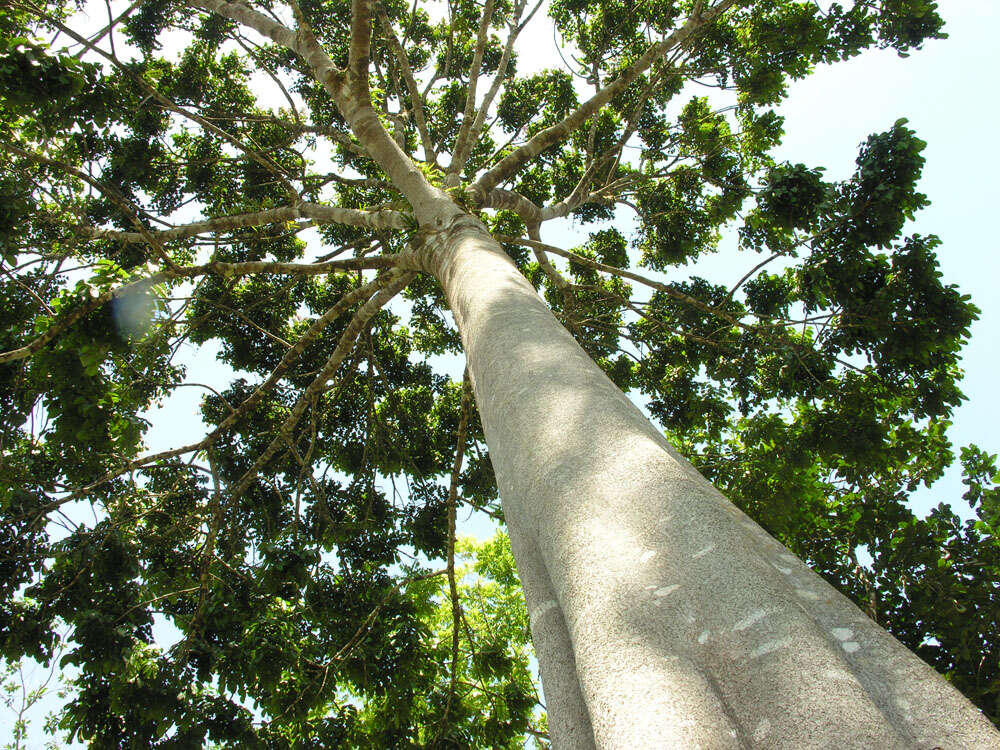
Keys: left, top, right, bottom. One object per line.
{"left": 83, "top": 203, "right": 408, "bottom": 244}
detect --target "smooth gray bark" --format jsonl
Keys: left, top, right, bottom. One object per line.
{"left": 422, "top": 215, "right": 1000, "bottom": 749}
{"left": 505, "top": 509, "right": 598, "bottom": 748}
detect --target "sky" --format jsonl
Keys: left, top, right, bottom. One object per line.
{"left": 5, "top": 0, "right": 1000, "bottom": 745}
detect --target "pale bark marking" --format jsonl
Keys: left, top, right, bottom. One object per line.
{"left": 653, "top": 584, "right": 680, "bottom": 598}
{"left": 529, "top": 599, "right": 560, "bottom": 623}
{"left": 732, "top": 608, "right": 767, "bottom": 631}
{"left": 896, "top": 697, "right": 914, "bottom": 723}
{"left": 753, "top": 719, "right": 772, "bottom": 742}
{"left": 795, "top": 587, "right": 824, "bottom": 601}
{"left": 750, "top": 637, "right": 794, "bottom": 659}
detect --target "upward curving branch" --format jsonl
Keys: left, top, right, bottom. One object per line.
{"left": 450, "top": 0, "right": 541, "bottom": 178}
{"left": 189, "top": 0, "right": 299, "bottom": 50}
{"left": 376, "top": 4, "right": 437, "bottom": 164}
{"left": 469, "top": 0, "right": 743, "bottom": 199}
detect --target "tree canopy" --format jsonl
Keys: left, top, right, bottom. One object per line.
{"left": 1, "top": 0, "right": 998, "bottom": 746}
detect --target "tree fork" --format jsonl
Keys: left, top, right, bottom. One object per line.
{"left": 416, "top": 214, "right": 1000, "bottom": 748}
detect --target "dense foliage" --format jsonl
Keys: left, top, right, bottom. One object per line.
{"left": 1, "top": 0, "right": 997, "bottom": 746}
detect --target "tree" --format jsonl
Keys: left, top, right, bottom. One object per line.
{"left": 1, "top": 0, "right": 998, "bottom": 746}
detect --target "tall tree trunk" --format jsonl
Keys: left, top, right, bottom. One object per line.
{"left": 419, "top": 214, "right": 1000, "bottom": 749}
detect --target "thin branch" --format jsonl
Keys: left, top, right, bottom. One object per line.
{"left": 13, "top": 274, "right": 406, "bottom": 527}
{"left": 33, "top": 6, "right": 302, "bottom": 202}
{"left": 285, "top": 120, "right": 370, "bottom": 157}
{"left": 328, "top": 568, "right": 448, "bottom": 663}
{"left": 0, "top": 256, "right": 401, "bottom": 366}
{"left": 376, "top": 4, "right": 437, "bottom": 164}
{"left": 185, "top": 449, "right": 226, "bottom": 649}
{"left": 1, "top": 141, "right": 179, "bottom": 272}
{"left": 0, "top": 260, "right": 54, "bottom": 316}
{"left": 447, "top": 0, "right": 496, "bottom": 178}
{"left": 492, "top": 234, "right": 744, "bottom": 329}
{"left": 725, "top": 222, "right": 841, "bottom": 303}
{"left": 66, "top": 0, "right": 145, "bottom": 58}
{"left": 442, "top": 371, "right": 473, "bottom": 729}
{"left": 232, "top": 32, "right": 302, "bottom": 123}
{"left": 523, "top": 223, "right": 581, "bottom": 333}
{"left": 81, "top": 202, "right": 408, "bottom": 244}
